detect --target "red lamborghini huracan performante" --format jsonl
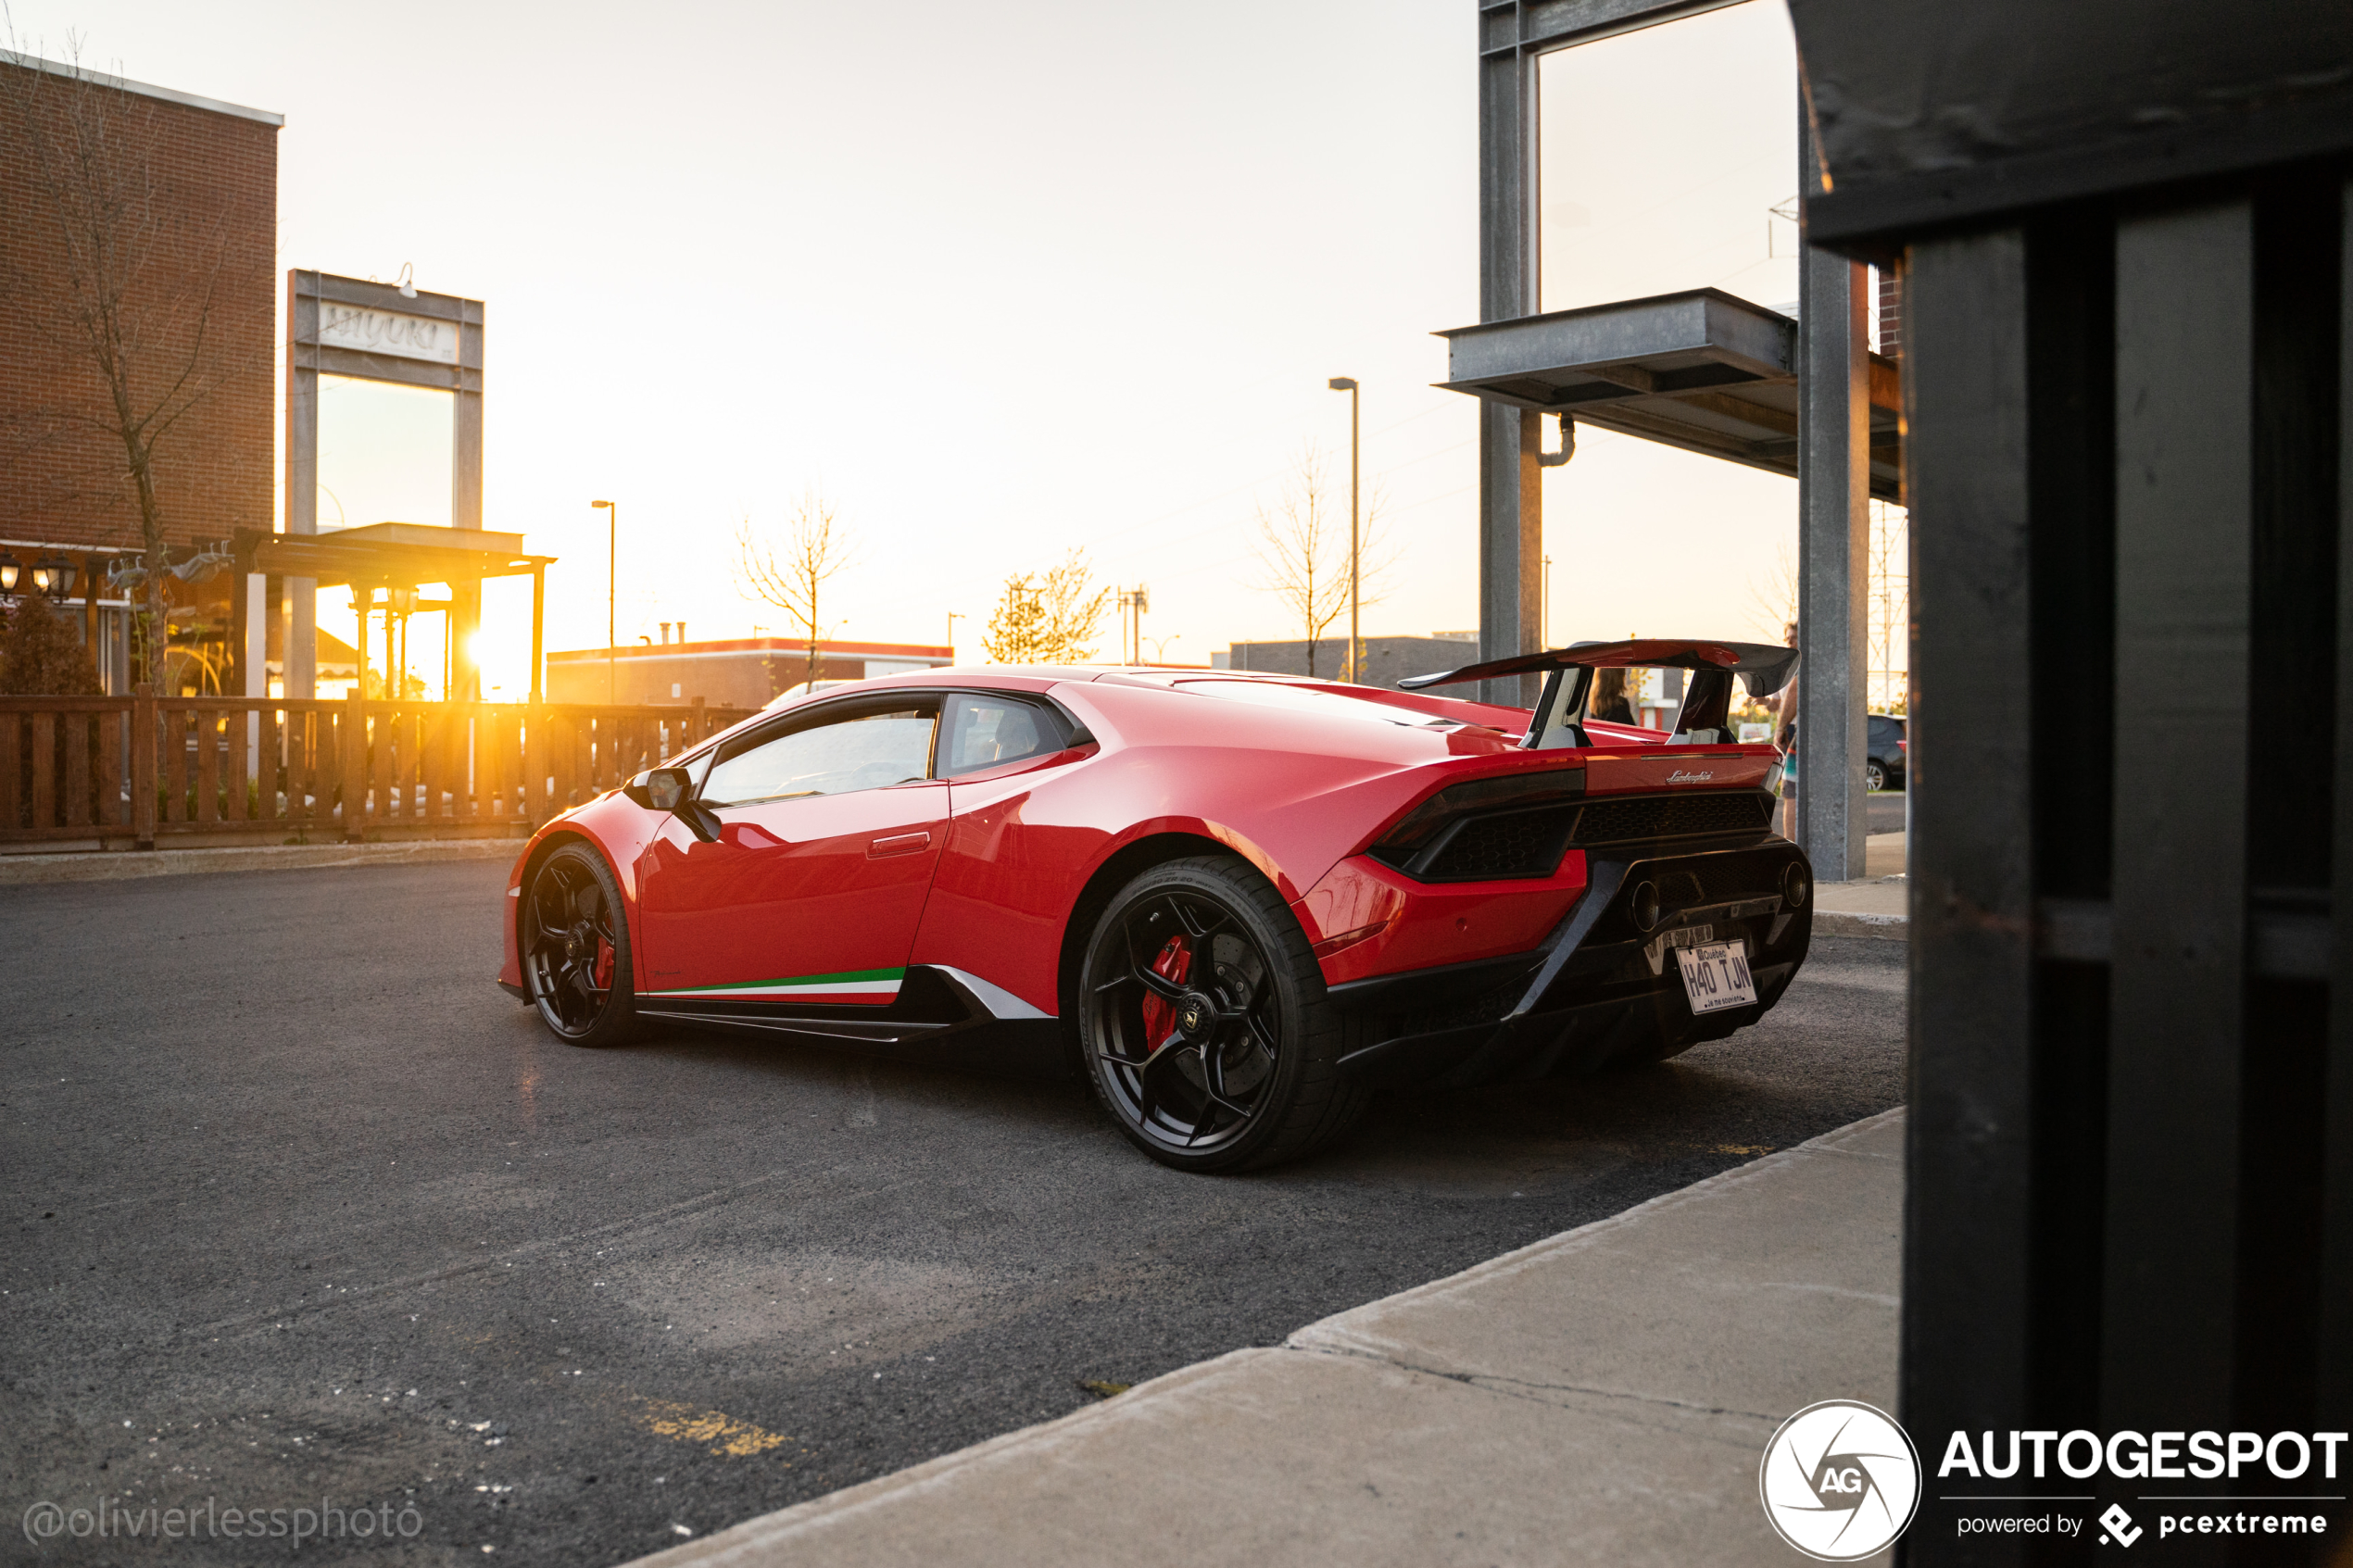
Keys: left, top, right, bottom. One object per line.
{"left": 497, "top": 639, "right": 1812, "bottom": 1172}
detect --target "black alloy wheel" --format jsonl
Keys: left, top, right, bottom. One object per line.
{"left": 1078, "top": 856, "right": 1365, "bottom": 1173}
{"left": 522, "top": 842, "right": 639, "bottom": 1046}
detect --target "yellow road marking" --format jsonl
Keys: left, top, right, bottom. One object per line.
{"left": 637, "top": 1399, "right": 791, "bottom": 1458}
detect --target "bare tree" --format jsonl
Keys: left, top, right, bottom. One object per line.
{"left": 1748, "top": 542, "right": 1800, "bottom": 644}
{"left": 732, "top": 491, "right": 859, "bottom": 692}
{"left": 0, "top": 37, "right": 274, "bottom": 684}
{"left": 982, "top": 548, "right": 1113, "bottom": 665}
{"left": 1254, "top": 445, "right": 1393, "bottom": 678}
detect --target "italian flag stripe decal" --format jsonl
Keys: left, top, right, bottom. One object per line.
{"left": 647, "top": 967, "right": 903, "bottom": 1006}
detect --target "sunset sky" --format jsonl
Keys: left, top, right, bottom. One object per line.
{"left": 10, "top": 0, "right": 1816, "bottom": 695}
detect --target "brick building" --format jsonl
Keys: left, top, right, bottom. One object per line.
{"left": 0, "top": 53, "right": 280, "bottom": 689}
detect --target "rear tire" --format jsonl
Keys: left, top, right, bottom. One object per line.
{"left": 1866, "top": 759, "right": 1887, "bottom": 793}
{"left": 1077, "top": 856, "right": 1366, "bottom": 1173}
{"left": 521, "top": 842, "right": 641, "bottom": 1047}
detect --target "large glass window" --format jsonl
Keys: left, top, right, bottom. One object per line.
{"left": 701, "top": 705, "right": 938, "bottom": 807}
{"left": 1536, "top": 3, "right": 1800, "bottom": 315}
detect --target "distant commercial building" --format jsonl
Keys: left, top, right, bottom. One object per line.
{"left": 1213, "top": 633, "right": 1479, "bottom": 691}
{"left": 546, "top": 634, "right": 954, "bottom": 708}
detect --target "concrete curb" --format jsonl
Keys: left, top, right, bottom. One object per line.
{"left": 0, "top": 838, "right": 520, "bottom": 885}
{"left": 1814, "top": 909, "right": 1907, "bottom": 941}
{"left": 625, "top": 1107, "right": 1907, "bottom": 1568}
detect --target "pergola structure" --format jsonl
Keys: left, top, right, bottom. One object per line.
{"left": 279, "top": 270, "right": 488, "bottom": 701}
{"left": 229, "top": 522, "right": 553, "bottom": 700}
{"left": 1459, "top": 0, "right": 1884, "bottom": 880}
{"left": 1435, "top": 288, "right": 1901, "bottom": 498}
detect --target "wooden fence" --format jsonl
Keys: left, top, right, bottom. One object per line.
{"left": 0, "top": 690, "right": 756, "bottom": 850}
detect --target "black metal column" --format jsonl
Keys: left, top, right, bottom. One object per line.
{"left": 1901, "top": 224, "right": 2037, "bottom": 1471}
{"left": 2102, "top": 199, "right": 2255, "bottom": 1444}
{"left": 1785, "top": 3, "right": 2353, "bottom": 1561}
{"left": 2328, "top": 173, "right": 2353, "bottom": 1462}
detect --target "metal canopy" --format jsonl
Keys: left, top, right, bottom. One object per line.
{"left": 1435, "top": 288, "right": 1903, "bottom": 500}
{"left": 231, "top": 523, "right": 551, "bottom": 590}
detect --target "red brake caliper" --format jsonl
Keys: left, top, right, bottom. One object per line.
{"left": 593, "top": 936, "right": 615, "bottom": 991}
{"left": 1139, "top": 935, "right": 1193, "bottom": 1050}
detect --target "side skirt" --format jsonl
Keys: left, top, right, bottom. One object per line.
{"left": 633, "top": 964, "right": 1069, "bottom": 1077}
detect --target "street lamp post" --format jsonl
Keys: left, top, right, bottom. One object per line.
{"left": 1327, "top": 378, "right": 1359, "bottom": 681}
{"left": 591, "top": 500, "right": 616, "bottom": 703}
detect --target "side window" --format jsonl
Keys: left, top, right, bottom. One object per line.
{"left": 938, "top": 694, "right": 1069, "bottom": 776}
{"left": 700, "top": 704, "right": 938, "bottom": 808}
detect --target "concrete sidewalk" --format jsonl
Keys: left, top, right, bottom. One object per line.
{"left": 1813, "top": 833, "right": 1907, "bottom": 940}
{"left": 0, "top": 837, "right": 518, "bottom": 884}
{"left": 634, "top": 1109, "right": 1906, "bottom": 1568}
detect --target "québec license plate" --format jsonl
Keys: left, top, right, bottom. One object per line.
{"left": 1675, "top": 941, "right": 1757, "bottom": 1014}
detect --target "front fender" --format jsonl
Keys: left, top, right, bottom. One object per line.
{"left": 498, "top": 794, "right": 667, "bottom": 996}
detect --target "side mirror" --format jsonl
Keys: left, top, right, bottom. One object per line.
{"left": 625, "top": 766, "right": 724, "bottom": 844}
{"left": 623, "top": 767, "right": 692, "bottom": 812}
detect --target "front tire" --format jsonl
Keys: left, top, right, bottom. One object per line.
{"left": 1077, "top": 856, "right": 1365, "bottom": 1173}
{"left": 522, "top": 842, "right": 641, "bottom": 1047}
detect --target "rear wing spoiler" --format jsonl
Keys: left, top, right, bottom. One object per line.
{"left": 1398, "top": 638, "right": 1798, "bottom": 700}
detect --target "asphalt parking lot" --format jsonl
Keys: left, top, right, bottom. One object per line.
{"left": 1, "top": 861, "right": 1906, "bottom": 1566}
{"left": 1868, "top": 789, "right": 1906, "bottom": 835}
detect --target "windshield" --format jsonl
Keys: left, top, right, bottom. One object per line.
{"left": 1172, "top": 680, "right": 1458, "bottom": 729}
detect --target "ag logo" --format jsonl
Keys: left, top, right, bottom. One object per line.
{"left": 1759, "top": 1399, "right": 1921, "bottom": 1561}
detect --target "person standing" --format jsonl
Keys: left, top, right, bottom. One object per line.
{"left": 1769, "top": 621, "right": 1799, "bottom": 837}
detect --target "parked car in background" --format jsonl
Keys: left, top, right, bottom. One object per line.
{"left": 1868, "top": 713, "right": 1906, "bottom": 792}
{"left": 1780, "top": 715, "right": 1907, "bottom": 792}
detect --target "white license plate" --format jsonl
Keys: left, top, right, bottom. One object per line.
{"left": 1658, "top": 923, "right": 1714, "bottom": 953}
{"left": 1675, "top": 940, "right": 1757, "bottom": 1014}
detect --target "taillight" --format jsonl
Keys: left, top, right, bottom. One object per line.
{"left": 1371, "top": 767, "right": 1586, "bottom": 859}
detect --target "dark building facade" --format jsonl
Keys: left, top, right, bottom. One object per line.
{"left": 1216, "top": 634, "right": 1480, "bottom": 689}
{"left": 546, "top": 636, "right": 954, "bottom": 708}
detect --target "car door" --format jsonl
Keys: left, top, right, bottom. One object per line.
{"left": 635, "top": 694, "right": 948, "bottom": 1013}
{"left": 906, "top": 690, "right": 1100, "bottom": 1014}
